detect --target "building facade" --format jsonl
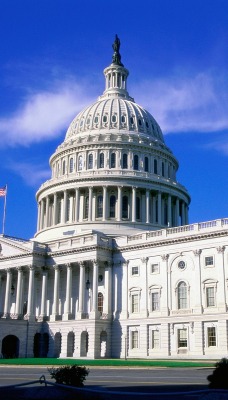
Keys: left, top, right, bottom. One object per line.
{"left": 0, "top": 37, "right": 227, "bottom": 359}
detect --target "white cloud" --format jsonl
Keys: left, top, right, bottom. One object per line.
{"left": 1, "top": 70, "right": 228, "bottom": 151}
{"left": 0, "top": 80, "right": 96, "bottom": 147}
{"left": 132, "top": 71, "right": 228, "bottom": 134}
{"left": 205, "top": 137, "right": 228, "bottom": 155}
{"left": 9, "top": 161, "right": 51, "bottom": 187}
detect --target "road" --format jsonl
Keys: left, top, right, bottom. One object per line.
{"left": 0, "top": 365, "right": 213, "bottom": 393}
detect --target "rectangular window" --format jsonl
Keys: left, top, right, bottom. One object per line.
{"left": 207, "top": 327, "right": 216, "bottom": 347}
{"left": 205, "top": 256, "right": 214, "bottom": 266}
{"left": 132, "top": 294, "right": 139, "bottom": 313}
{"left": 178, "top": 329, "right": 187, "bottom": 348}
{"left": 206, "top": 287, "right": 215, "bottom": 307}
{"left": 131, "top": 331, "right": 139, "bottom": 349}
{"left": 151, "top": 263, "right": 159, "bottom": 274}
{"left": 132, "top": 266, "right": 139, "bottom": 276}
{"left": 151, "top": 292, "right": 160, "bottom": 311}
{"left": 151, "top": 330, "right": 159, "bottom": 349}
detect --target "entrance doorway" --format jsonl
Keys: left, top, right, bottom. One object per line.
{"left": 2, "top": 335, "right": 19, "bottom": 358}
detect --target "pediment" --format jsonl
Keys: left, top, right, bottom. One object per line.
{"left": 0, "top": 236, "right": 33, "bottom": 258}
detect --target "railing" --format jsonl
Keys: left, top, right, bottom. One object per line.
{"left": 125, "top": 218, "right": 228, "bottom": 244}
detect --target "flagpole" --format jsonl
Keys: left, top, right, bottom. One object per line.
{"left": 2, "top": 185, "right": 7, "bottom": 235}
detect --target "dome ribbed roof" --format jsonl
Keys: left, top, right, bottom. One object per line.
{"left": 65, "top": 97, "right": 164, "bottom": 142}
{"left": 65, "top": 36, "right": 164, "bottom": 144}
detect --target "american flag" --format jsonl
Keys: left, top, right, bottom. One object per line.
{"left": 0, "top": 186, "right": 6, "bottom": 197}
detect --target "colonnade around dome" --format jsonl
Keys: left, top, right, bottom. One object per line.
{"left": 37, "top": 185, "right": 189, "bottom": 234}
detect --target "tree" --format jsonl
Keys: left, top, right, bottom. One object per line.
{"left": 48, "top": 365, "right": 89, "bottom": 387}
{"left": 207, "top": 358, "right": 228, "bottom": 389}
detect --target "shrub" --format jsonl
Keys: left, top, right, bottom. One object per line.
{"left": 207, "top": 358, "right": 228, "bottom": 389}
{"left": 48, "top": 364, "right": 89, "bottom": 387}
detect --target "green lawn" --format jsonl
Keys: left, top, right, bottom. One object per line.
{"left": 0, "top": 358, "right": 216, "bottom": 368}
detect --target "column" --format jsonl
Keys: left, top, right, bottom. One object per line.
{"left": 160, "top": 254, "right": 169, "bottom": 316}
{"left": 132, "top": 187, "right": 136, "bottom": 222}
{"left": 157, "top": 192, "right": 162, "bottom": 225}
{"left": 40, "top": 200, "right": 45, "bottom": 230}
{"left": 45, "top": 196, "right": 50, "bottom": 227}
{"left": 91, "top": 260, "right": 98, "bottom": 315}
{"left": 40, "top": 267, "right": 48, "bottom": 318}
{"left": 146, "top": 190, "right": 150, "bottom": 224}
{"left": 51, "top": 265, "right": 60, "bottom": 320}
{"left": 88, "top": 187, "right": 93, "bottom": 222}
{"left": 185, "top": 205, "right": 189, "bottom": 225}
{"left": 121, "top": 261, "right": 129, "bottom": 319}
{"left": 27, "top": 266, "right": 35, "bottom": 320}
{"left": 175, "top": 198, "right": 180, "bottom": 226}
{"left": 152, "top": 195, "right": 156, "bottom": 224}
{"left": 62, "top": 191, "right": 67, "bottom": 223}
{"left": 141, "top": 257, "right": 149, "bottom": 317}
{"left": 3, "top": 269, "right": 12, "bottom": 317}
{"left": 63, "top": 264, "right": 72, "bottom": 320}
{"left": 37, "top": 203, "right": 41, "bottom": 231}
{"left": 104, "top": 262, "right": 112, "bottom": 316}
{"left": 69, "top": 194, "right": 74, "bottom": 222}
{"left": 75, "top": 188, "right": 79, "bottom": 222}
{"left": 216, "top": 246, "right": 226, "bottom": 311}
{"left": 117, "top": 186, "right": 122, "bottom": 222}
{"left": 15, "top": 267, "right": 23, "bottom": 317}
{"left": 102, "top": 186, "right": 107, "bottom": 221}
{"left": 193, "top": 250, "right": 203, "bottom": 313}
{"left": 77, "top": 262, "right": 85, "bottom": 318}
{"left": 53, "top": 193, "right": 57, "bottom": 225}
{"left": 167, "top": 194, "right": 172, "bottom": 227}
{"left": 181, "top": 201, "right": 186, "bottom": 225}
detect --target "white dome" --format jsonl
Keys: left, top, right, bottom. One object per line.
{"left": 65, "top": 97, "right": 164, "bottom": 143}
{"left": 35, "top": 36, "right": 190, "bottom": 241}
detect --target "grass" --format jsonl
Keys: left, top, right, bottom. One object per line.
{"left": 0, "top": 358, "right": 216, "bottom": 368}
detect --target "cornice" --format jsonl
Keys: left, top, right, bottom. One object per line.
{"left": 37, "top": 173, "right": 189, "bottom": 199}
{"left": 114, "top": 229, "right": 228, "bottom": 253}
{"left": 46, "top": 244, "right": 112, "bottom": 258}
{"left": 0, "top": 251, "right": 45, "bottom": 262}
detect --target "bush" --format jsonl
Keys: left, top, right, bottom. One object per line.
{"left": 207, "top": 358, "right": 228, "bottom": 389}
{"left": 48, "top": 364, "right": 89, "bottom": 387}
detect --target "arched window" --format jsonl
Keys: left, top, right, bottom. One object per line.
{"left": 178, "top": 281, "right": 188, "bottom": 309}
{"left": 97, "top": 195, "right": 103, "bottom": 218}
{"left": 69, "top": 157, "right": 74, "bottom": 173}
{"left": 122, "top": 153, "right": 128, "bottom": 169}
{"left": 162, "top": 162, "right": 165, "bottom": 177}
{"left": 154, "top": 159, "right": 158, "bottom": 174}
{"left": 98, "top": 292, "right": 104, "bottom": 314}
{"left": 136, "top": 196, "right": 140, "bottom": 220}
{"left": 62, "top": 160, "right": 66, "bottom": 175}
{"left": 78, "top": 155, "right": 83, "bottom": 171}
{"left": 109, "top": 195, "right": 116, "bottom": 218}
{"left": 111, "top": 153, "right": 116, "bottom": 168}
{"left": 84, "top": 196, "right": 89, "bottom": 219}
{"left": 57, "top": 198, "right": 61, "bottom": 224}
{"left": 99, "top": 153, "right": 104, "bottom": 168}
{"left": 122, "top": 195, "right": 128, "bottom": 218}
{"left": 144, "top": 157, "right": 149, "bottom": 172}
{"left": 88, "top": 154, "right": 93, "bottom": 169}
{"left": 134, "top": 154, "right": 139, "bottom": 170}
{"left": 66, "top": 196, "right": 70, "bottom": 222}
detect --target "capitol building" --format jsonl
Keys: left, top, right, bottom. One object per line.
{"left": 0, "top": 37, "right": 227, "bottom": 360}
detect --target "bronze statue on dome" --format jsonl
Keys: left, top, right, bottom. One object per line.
{"left": 112, "top": 34, "right": 123, "bottom": 66}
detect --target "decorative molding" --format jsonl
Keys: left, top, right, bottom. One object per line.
{"left": 217, "top": 246, "right": 225, "bottom": 253}
{"left": 193, "top": 249, "right": 202, "bottom": 257}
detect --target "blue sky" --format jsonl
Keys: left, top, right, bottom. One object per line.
{"left": 0, "top": 0, "right": 227, "bottom": 239}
